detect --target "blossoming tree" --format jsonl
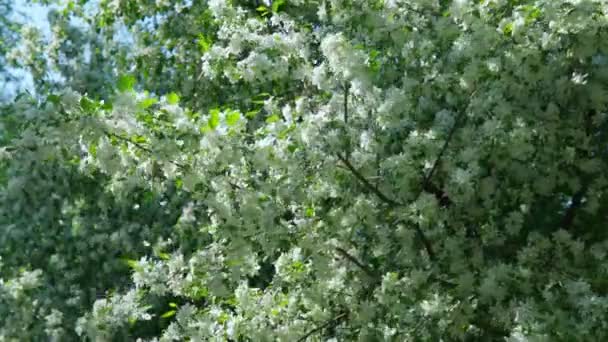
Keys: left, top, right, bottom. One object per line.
{"left": 2, "top": 0, "right": 608, "bottom": 340}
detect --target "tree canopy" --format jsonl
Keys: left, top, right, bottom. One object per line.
{"left": 2, "top": 0, "right": 608, "bottom": 340}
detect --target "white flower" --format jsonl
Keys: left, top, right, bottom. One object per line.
{"left": 180, "top": 202, "right": 196, "bottom": 223}
{"left": 571, "top": 72, "right": 588, "bottom": 85}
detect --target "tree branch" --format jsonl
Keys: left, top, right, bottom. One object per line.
{"left": 424, "top": 182, "right": 452, "bottom": 207}
{"left": 336, "top": 152, "right": 437, "bottom": 261}
{"left": 297, "top": 312, "right": 348, "bottom": 342}
{"left": 334, "top": 90, "right": 470, "bottom": 266}
{"left": 336, "top": 152, "right": 401, "bottom": 206}
{"left": 343, "top": 83, "right": 349, "bottom": 125}
{"left": 343, "top": 82, "right": 351, "bottom": 159}
{"left": 414, "top": 224, "right": 436, "bottom": 260}
{"left": 418, "top": 116, "right": 460, "bottom": 199}
{"left": 335, "top": 247, "right": 376, "bottom": 278}
{"left": 105, "top": 130, "right": 153, "bottom": 154}
{"left": 104, "top": 130, "right": 187, "bottom": 169}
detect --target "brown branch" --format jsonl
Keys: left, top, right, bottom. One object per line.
{"left": 424, "top": 182, "right": 452, "bottom": 207}
{"left": 335, "top": 247, "right": 376, "bottom": 278}
{"left": 414, "top": 224, "right": 436, "bottom": 260}
{"left": 334, "top": 90, "right": 472, "bottom": 266}
{"left": 105, "top": 130, "right": 153, "bottom": 154}
{"left": 336, "top": 152, "right": 401, "bottom": 206}
{"left": 297, "top": 312, "right": 348, "bottom": 342}
{"left": 344, "top": 83, "right": 351, "bottom": 159}
{"left": 418, "top": 116, "right": 460, "bottom": 198}
{"left": 405, "top": 118, "right": 462, "bottom": 261}
{"left": 336, "top": 153, "right": 436, "bottom": 260}
{"left": 104, "top": 130, "right": 187, "bottom": 169}
{"left": 343, "top": 83, "right": 349, "bottom": 125}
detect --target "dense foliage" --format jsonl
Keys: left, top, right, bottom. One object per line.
{"left": 2, "top": 0, "right": 608, "bottom": 340}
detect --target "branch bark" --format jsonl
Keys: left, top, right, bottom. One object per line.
{"left": 335, "top": 247, "right": 376, "bottom": 278}
{"left": 336, "top": 152, "right": 401, "bottom": 206}
{"left": 104, "top": 130, "right": 187, "bottom": 169}
{"left": 297, "top": 312, "right": 348, "bottom": 342}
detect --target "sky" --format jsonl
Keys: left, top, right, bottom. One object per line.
{"left": 2, "top": 0, "right": 130, "bottom": 99}
{"left": 2, "top": 0, "right": 54, "bottom": 98}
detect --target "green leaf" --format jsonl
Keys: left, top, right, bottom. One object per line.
{"left": 117, "top": 75, "right": 136, "bottom": 92}
{"left": 88, "top": 143, "right": 97, "bottom": 157}
{"left": 132, "top": 136, "right": 147, "bottom": 144}
{"left": 166, "top": 92, "right": 180, "bottom": 105}
{"left": 109, "top": 135, "right": 119, "bottom": 146}
{"left": 143, "top": 190, "right": 155, "bottom": 203}
{"left": 209, "top": 108, "right": 220, "bottom": 129}
{"left": 198, "top": 33, "right": 212, "bottom": 53}
{"left": 140, "top": 97, "right": 158, "bottom": 109}
{"left": 200, "top": 123, "right": 212, "bottom": 133}
{"left": 80, "top": 97, "right": 97, "bottom": 112}
{"left": 136, "top": 111, "right": 154, "bottom": 125}
{"left": 290, "top": 260, "right": 305, "bottom": 273}
{"left": 503, "top": 22, "right": 513, "bottom": 36}
{"left": 47, "top": 94, "right": 61, "bottom": 105}
{"left": 217, "top": 312, "right": 229, "bottom": 324}
{"left": 266, "top": 114, "right": 280, "bottom": 124}
{"left": 245, "top": 109, "right": 260, "bottom": 119}
{"left": 188, "top": 286, "right": 209, "bottom": 300}
{"left": 278, "top": 125, "right": 295, "bottom": 139}
{"left": 161, "top": 310, "right": 176, "bottom": 318}
{"left": 186, "top": 109, "right": 201, "bottom": 120}
{"left": 256, "top": 5, "right": 271, "bottom": 16}
{"left": 226, "top": 110, "right": 241, "bottom": 126}
{"left": 101, "top": 101, "right": 113, "bottom": 111}
{"left": 122, "top": 258, "right": 142, "bottom": 272}
{"left": 305, "top": 207, "right": 315, "bottom": 217}
{"left": 169, "top": 302, "right": 178, "bottom": 308}
{"left": 272, "top": 0, "right": 285, "bottom": 12}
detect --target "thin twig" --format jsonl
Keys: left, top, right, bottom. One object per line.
{"left": 105, "top": 131, "right": 153, "bottom": 153}
{"left": 104, "top": 130, "right": 187, "bottom": 169}
{"left": 418, "top": 116, "right": 461, "bottom": 199}
{"left": 344, "top": 82, "right": 351, "bottom": 159}
{"left": 336, "top": 152, "right": 401, "bottom": 206}
{"left": 343, "top": 83, "right": 349, "bottom": 125}
{"left": 336, "top": 152, "right": 436, "bottom": 260}
{"left": 423, "top": 182, "right": 452, "bottom": 207}
{"left": 297, "top": 312, "right": 348, "bottom": 342}
{"left": 414, "top": 224, "right": 436, "bottom": 260}
{"left": 335, "top": 247, "right": 376, "bottom": 278}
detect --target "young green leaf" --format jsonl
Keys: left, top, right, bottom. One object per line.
{"left": 166, "top": 92, "right": 180, "bottom": 105}
{"left": 266, "top": 114, "right": 280, "bottom": 124}
{"left": 272, "top": 0, "right": 285, "bottom": 12}
{"left": 161, "top": 310, "right": 176, "bottom": 318}
{"left": 209, "top": 108, "right": 221, "bottom": 129}
{"left": 117, "top": 75, "right": 136, "bottom": 92}
{"left": 140, "top": 97, "right": 158, "bottom": 109}
{"left": 226, "top": 110, "right": 241, "bottom": 126}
